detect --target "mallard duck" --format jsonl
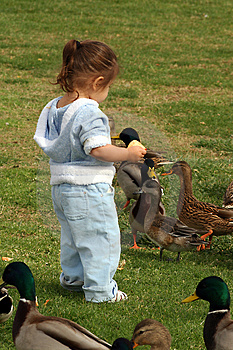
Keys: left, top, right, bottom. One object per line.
{"left": 0, "top": 261, "right": 114, "bottom": 350}
{"left": 223, "top": 181, "right": 233, "bottom": 209}
{"left": 130, "top": 160, "right": 209, "bottom": 260}
{"left": 116, "top": 158, "right": 167, "bottom": 209}
{"left": 120, "top": 159, "right": 166, "bottom": 249}
{"left": 131, "top": 318, "right": 171, "bottom": 350}
{"left": 182, "top": 276, "right": 233, "bottom": 350}
{"left": 162, "top": 161, "right": 233, "bottom": 246}
{"left": 112, "top": 127, "right": 171, "bottom": 166}
{"left": 112, "top": 128, "right": 172, "bottom": 209}
{"left": 0, "top": 287, "right": 13, "bottom": 323}
{"left": 111, "top": 338, "right": 133, "bottom": 350}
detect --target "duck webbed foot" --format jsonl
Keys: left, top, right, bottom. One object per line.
{"left": 123, "top": 200, "right": 131, "bottom": 209}
{"left": 197, "top": 229, "right": 213, "bottom": 251}
{"left": 130, "top": 243, "right": 141, "bottom": 249}
{"left": 130, "top": 233, "right": 141, "bottom": 249}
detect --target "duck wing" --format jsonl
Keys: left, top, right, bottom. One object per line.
{"left": 184, "top": 194, "right": 233, "bottom": 218}
{"left": 35, "top": 317, "right": 111, "bottom": 350}
{"left": 216, "top": 207, "right": 233, "bottom": 219}
{"left": 14, "top": 303, "right": 111, "bottom": 350}
{"left": 117, "top": 162, "right": 142, "bottom": 200}
{"left": 155, "top": 216, "right": 208, "bottom": 240}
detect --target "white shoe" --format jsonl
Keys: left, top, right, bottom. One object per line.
{"left": 109, "top": 290, "right": 128, "bottom": 303}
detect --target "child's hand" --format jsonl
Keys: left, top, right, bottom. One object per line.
{"left": 127, "top": 146, "right": 147, "bottom": 162}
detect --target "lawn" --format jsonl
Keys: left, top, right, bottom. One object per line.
{"left": 0, "top": 0, "right": 232, "bottom": 349}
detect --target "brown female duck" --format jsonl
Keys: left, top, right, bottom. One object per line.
{"left": 131, "top": 318, "right": 171, "bottom": 350}
{"left": 223, "top": 181, "right": 233, "bottom": 209}
{"left": 162, "top": 161, "right": 233, "bottom": 246}
{"left": 129, "top": 160, "right": 208, "bottom": 260}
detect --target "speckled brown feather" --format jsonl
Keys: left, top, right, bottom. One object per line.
{"left": 130, "top": 178, "right": 208, "bottom": 259}
{"left": 223, "top": 181, "right": 233, "bottom": 209}
{"left": 163, "top": 161, "right": 233, "bottom": 237}
{"left": 147, "top": 215, "right": 207, "bottom": 252}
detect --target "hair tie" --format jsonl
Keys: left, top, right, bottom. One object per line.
{"left": 76, "top": 40, "right": 81, "bottom": 49}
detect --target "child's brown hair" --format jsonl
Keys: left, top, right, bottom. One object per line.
{"left": 56, "top": 39, "right": 119, "bottom": 94}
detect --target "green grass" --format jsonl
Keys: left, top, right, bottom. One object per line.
{"left": 1, "top": 0, "right": 233, "bottom": 349}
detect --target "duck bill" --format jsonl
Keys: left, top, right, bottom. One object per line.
{"left": 182, "top": 291, "right": 200, "bottom": 303}
{"left": 111, "top": 134, "right": 120, "bottom": 140}
{"left": 132, "top": 342, "right": 139, "bottom": 349}
{"left": 0, "top": 277, "right": 6, "bottom": 289}
{"left": 161, "top": 169, "right": 173, "bottom": 176}
{"left": 148, "top": 167, "right": 157, "bottom": 179}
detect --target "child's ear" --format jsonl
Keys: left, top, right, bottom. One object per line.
{"left": 92, "top": 76, "right": 104, "bottom": 90}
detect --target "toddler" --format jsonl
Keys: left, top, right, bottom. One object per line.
{"left": 34, "top": 39, "right": 146, "bottom": 302}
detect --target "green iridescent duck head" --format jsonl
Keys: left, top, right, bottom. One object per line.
{"left": 0, "top": 262, "right": 36, "bottom": 302}
{"left": 182, "top": 276, "right": 230, "bottom": 312}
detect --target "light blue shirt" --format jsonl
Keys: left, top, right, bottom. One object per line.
{"left": 34, "top": 97, "right": 115, "bottom": 185}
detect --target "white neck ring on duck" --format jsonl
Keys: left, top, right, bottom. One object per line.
{"left": 207, "top": 309, "right": 229, "bottom": 315}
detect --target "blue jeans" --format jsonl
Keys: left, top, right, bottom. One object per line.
{"left": 51, "top": 183, "right": 120, "bottom": 302}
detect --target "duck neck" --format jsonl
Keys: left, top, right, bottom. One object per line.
{"left": 132, "top": 193, "right": 151, "bottom": 229}
{"left": 178, "top": 170, "right": 193, "bottom": 196}
{"left": 144, "top": 192, "right": 161, "bottom": 232}
{"left": 208, "top": 291, "right": 230, "bottom": 313}
{"left": 176, "top": 170, "right": 193, "bottom": 215}
{"left": 204, "top": 310, "right": 230, "bottom": 350}
{"left": 13, "top": 299, "right": 37, "bottom": 343}
{"left": 18, "top": 282, "right": 36, "bottom": 302}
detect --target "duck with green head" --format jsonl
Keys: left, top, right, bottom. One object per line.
{"left": 182, "top": 276, "right": 233, "bottom": 350}
{"left": 0, "top": 261, "right": 114, "bottom": 350}
{"left": 112, "top": 127, "right": 171, "bottom": 165}
{"left": 126, "top": 158, "right": 166, "bottom": 249}
{"left": 112, "top": 128, "right": 172, "bottom": 213}
{"left": 111, "top": 338, "right": 133, "bottom": 350}
{"left": 1, "top": 262, "right": 164, "bottom": 350}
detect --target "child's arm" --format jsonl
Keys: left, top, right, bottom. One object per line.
{"left": 90, "top": 144, "right": 146, "bottom": 162}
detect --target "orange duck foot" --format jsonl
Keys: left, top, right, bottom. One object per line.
{"left": 130, "top": 243, "right": 141, "bottom": 249}
{"left": 197, "top": 244, "right": 206, "bottom": 252}
{"left": 123, "top": 200, "right": 130, "bottom": 209}
{"left": 197, "top": 229, "right": 213, "bottom": 251}
{"left": 201, "top": 229, "right": 213, "bottom": 249}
